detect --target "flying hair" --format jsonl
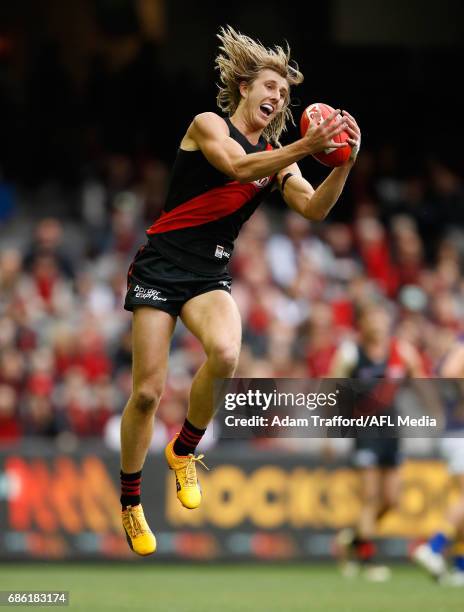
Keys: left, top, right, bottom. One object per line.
{"left": 215, "top": 25, "right": 304, "bottom": 145}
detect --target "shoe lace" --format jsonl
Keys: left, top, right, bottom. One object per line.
{"left": 184, "top": 453, "right": 209, "bottom": 487}
{"left": 124, "top": 506, "right": 147, "bottom": 537}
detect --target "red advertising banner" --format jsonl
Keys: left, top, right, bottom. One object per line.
{"left": 0, "top": 447, "right": 459, "bottom": 560}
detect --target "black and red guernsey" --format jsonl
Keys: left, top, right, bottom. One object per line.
{"left": 147, "top": 117, "right": 276, "bottom": 275}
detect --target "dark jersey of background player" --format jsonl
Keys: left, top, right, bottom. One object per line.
{"left": 329, "top": 304, "right": 424, "bottom": 464}
{"left": 349, "top": 337, "right": 407, "bottom": 466}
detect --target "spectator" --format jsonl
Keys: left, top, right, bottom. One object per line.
{"left": 23, "top": 218, "right": 74, "bottom": 279}
{"left": 0, "top": 385, "right": 21, "bottom": 442}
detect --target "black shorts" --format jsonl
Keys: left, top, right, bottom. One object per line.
{"left": 124, "top": 241, "right": 232, "bottom": 317}
{"left": 353, "top": 437, "right": 401, "bottom": 469}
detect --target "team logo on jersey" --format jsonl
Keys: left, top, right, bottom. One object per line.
{"left": 214, "top": 245, "right": 231, "bottom": 259}
{"left": 252, "top": 176, "right": 271, "bottom": 189}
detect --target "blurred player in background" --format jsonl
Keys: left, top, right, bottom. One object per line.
{"left": 330, "top": 302, "right": 424, "bottom": 580}
{"left": 119, "top": 25, "right": 361, "bottom": 555}
{"left": 413, "top": 336, "right": 464, "bottom": 586}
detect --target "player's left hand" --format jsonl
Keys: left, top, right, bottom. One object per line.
{"left": 341, "top": 110, "right": 361, "bottom": 163}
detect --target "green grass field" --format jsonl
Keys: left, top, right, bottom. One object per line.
{"left": 0, "top": 563, "right": 462, "bottom": 612}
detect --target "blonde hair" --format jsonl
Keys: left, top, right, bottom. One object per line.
{"left": 215, "top": 25, "right": 304, "bottom": 145}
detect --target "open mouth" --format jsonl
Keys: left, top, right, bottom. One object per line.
{"left": 259, "top": 103, "right": 274, "bottom": 117}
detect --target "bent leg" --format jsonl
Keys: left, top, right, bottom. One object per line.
{"left": 180, "top": 290, "right": 242, "bottom": 429}
{"left": 120, "top": 306, "right": 176, "bottom": 473}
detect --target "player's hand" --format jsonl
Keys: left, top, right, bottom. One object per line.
{"left": 341, "top": 110, "right": 361, "bottom": 163}
{"left": 303, "top": 109, "right": 348, "bottom": 155}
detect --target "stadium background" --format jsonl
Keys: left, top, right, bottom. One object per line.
{"left": 0, "top": 0, "right": 463, "bottom": 605}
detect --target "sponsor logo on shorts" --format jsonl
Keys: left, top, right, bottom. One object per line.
{"left": 134, "top": 284, "right": 167, "bottom": 301}
{"left": 218, "top": 280, "right": 231, "bottom": 290}
{"left": 214, "top": 245, "right": 231, "bottom": 260}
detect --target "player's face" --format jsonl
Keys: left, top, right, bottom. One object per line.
{"left": 360, "top": 308, "right": 391, "bottom": 343}
{"left": 243, "top": 69, "right": 289, "bottom": 129}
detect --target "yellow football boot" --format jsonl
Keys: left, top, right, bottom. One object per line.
{"left": 121, "top": 504, "right": 156, "bottom": 556}
{"left": 165, "top": 435, "right": 208, "bottom": 509}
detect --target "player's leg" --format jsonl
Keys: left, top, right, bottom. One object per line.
{"left": 335, "top": 466, "right": 380, "bottom": 576}
{"left": 358, "top": 466, "right": 384, "bottom": 569}
{"left": 335, "top": 441, "right": 380, "bottom": 574}
{"left": 182, "top": 289, "right": 242, "bottom": 427}
{"left": 440, "top": 473, "right": 464, "bottom": 585}
{"left": 414, "top": 439, "right": 464, "bottom": 579}
{"left": 360, "top": 466, "right": 400, "bottom": 581}
{"left": 434, "top": 471, "right": 464, "bottom": 584}
{"left": 120, "top": 306, "right": 176, "bottom": 555}
{"left": 358, "top": 466, "right": 382, "bottom": 540}
{"left": 358, "top": 441, "right": 401, "bottom": 581}
{"left": 165, "top": 289, "right": 241, "bottom": 509}
{"left": 121, "top": 306, "right": 176, "bottom": 472}
{"left": 377, "top": 464, "right": 400, "bottom": 521}
{"left": 355, "top": 466, "right": 394, "bottom": 581}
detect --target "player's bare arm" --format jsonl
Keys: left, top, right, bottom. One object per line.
{"left": 328, "top": 341, "right": 357, "bottom": 377}
{"left": 185, "top": 110, "right": 349, "bottom": 184}
{"left": 276, "top": 111, "right": 361, "bottom": 220}
{"left": 276, "top": 161, "right": 350, "bottom": 221}
{"left": 398, "top": 339, "right": 426, "bottom": 377}
{"left": 440, "top": 344, "right": 464, "bottom": 378}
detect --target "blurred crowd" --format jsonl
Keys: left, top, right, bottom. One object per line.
{"left": 1, "top": 148, "right": 464, "bottom": 452}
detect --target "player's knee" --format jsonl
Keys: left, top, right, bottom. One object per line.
{"left": 131, "top": 385, "right": 163, "bottom": 415}
{"left": 208, "top": 343, "right": 240, "bottom": 376}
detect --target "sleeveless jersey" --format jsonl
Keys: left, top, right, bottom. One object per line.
{"left": 147, "top": 117, "right": 276, "bottom": 275}
{"left": 351, "top": 339, "right": 407, "bottom": 381}
{"left": 348, "top": 339, "right": 407, "bottom": 425}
